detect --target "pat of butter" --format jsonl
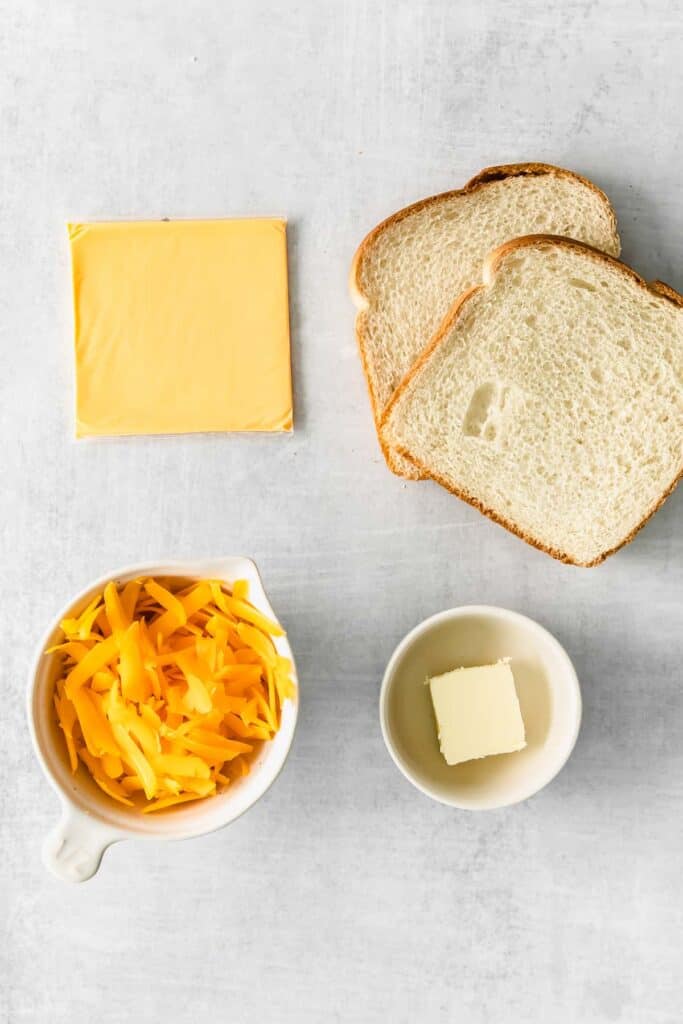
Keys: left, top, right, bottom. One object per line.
{"left": 428, "top": 662, "right": 526, "bottom": 766}
{"left": 68, "top": 218, "right": 292, "bottom": 437}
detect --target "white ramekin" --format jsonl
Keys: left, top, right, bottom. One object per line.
{"left": 27, "top": 557, "right": 299, "bottom": 882}
{"left": 379, "top": 605, "right": 581, "bottom": 810}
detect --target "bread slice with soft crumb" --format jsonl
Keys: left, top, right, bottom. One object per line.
{"left": 350, "top": 163, "right": 621, "bottom": 479}
{"left": 380, "top": 236, "right": 682, "bottom": 566}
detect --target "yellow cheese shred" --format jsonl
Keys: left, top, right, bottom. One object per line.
{"left": 48, "top": 576, "right": 295, "bottom": 812}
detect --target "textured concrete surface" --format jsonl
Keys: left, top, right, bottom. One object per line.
{"left": 1, "top": 1, "right": 682, "bottom": 1021}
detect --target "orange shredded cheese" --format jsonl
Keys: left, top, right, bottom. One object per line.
{"left": 48, "top": 576, "right": 295, "bottom": 811}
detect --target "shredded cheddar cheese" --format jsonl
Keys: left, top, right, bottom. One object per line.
{"left": 49, "top": 577, "right": 295, "bottom": 812}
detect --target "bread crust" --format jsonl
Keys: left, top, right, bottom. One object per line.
{"left": 380, "top": 234, "right": 683, "bottom": 566}
{"left": 349, "top": 164, "right": 621, "bottom": 480}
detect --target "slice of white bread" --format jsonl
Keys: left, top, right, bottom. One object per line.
{"left": 350, "top": 163, "right": 621, "bottom": 479}
{"left": 380, "top": 236, "right": 683, "bottom": 566}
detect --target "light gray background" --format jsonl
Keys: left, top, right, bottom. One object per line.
{"left": 1, "top": 1, "right": 681, "bottom": 1021}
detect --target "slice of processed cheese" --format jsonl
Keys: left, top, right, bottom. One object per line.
{"left": 68, "top": 219, "right": 293, "bottom": 436}
{"left": 429, "top": 661, "right": 526, "bottom": 766}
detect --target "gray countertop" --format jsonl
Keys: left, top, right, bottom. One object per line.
{"left": 2, "top": 1, "right": 682, "bottom": 1021}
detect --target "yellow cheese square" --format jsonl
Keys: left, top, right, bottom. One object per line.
{"left": 68, "top": 219, "right": 293, "bottom": 436}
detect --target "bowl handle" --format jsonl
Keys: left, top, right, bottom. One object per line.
{"left": 43, "top": 807, "right": 120, "bottom": 882}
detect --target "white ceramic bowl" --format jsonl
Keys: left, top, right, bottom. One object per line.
{"left": 27, "top": 557, "right": 299, "bottom": 882}
{"left": 379, "top": 605, "right": 581, "bottom": 809}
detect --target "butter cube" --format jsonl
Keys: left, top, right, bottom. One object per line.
{"left": 429, "top": 662, "right": 526, "bottom": 766}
